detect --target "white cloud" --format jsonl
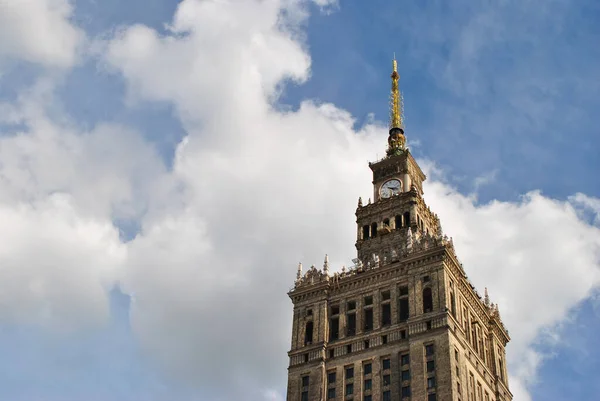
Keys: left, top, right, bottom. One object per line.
{"left": 0, "top": 0, "right": 84, "bottom": 67}
{"left": 0, "top": 0, "right": 597, "bottom": 400}
{"left": 99, "top": 1, "right": 600, "bottom": 400}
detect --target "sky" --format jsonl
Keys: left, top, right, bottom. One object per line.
{"left": 0, "top": 0, "right": 598, "bottom": 400}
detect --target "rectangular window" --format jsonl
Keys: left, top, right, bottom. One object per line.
{"left": 345, "top": 383, "right": 353, "bottom": 395}
{"left": 425, "top": 344, "right": 435, "bottom": 356}
{"left": 427, "top": 377, "right": 436, "bottom": 389}
{"left": 383, "top": 374, "right": 391, "bottom": 386}
{"left": 364, "top": 363, "right": 372, "bottom": 375}
{"left": 382, "top": 358, "right": 391, "bottom": 370}
{"left": 399, "top": 286, "right": 409, "bottom": 296}
{"left": 348, "top": 301, "right": 356, "bottom": 310}
{"left": 401, "top": 386, "right": 411, "bottom": 398}
{"left": 457, "top": 382, "right": 461, "bottom": 395}
{"left": 301, "top": 391, "right": 308, "bottom": 401}
{"left": 382, "top": 334, "right": 388, "bottom": 344}
{"left": 382, "top": 290, "right": 391, "bottom": 300}
{"left": 427, "top": 360, "right": 435, "bottom": 372}
{"left": 329, "top": 317, "right": 339, "bottom": 341}
{"left": 364, "top": 308, "right": 373, "bottom": 331}
{"left": 328, "top": 372, "right": 336, "bottom": 384}
{"left": 304, "top": 321, "right": 314, "bottom": 345}
{"left": 301, "top": 376, "right": 309, "bottom": 387}
{"left": 365, "top": 296, "right": 373, "bottom": 306}
{"left": 428, "top": 393, "right": 437, "bottom": 401}
{"left": 381, "top": 303, "right": 391, "bottom": 326}
{"left": 327, "top": 388, "right": 335, "bottom": 399}
{"left": 347, "top": 313, "right": 356, "bottom": 336}
{"left": 346, "top": 344, "right": 352, "bottom": 354}
{"left": 364, "top": 396, "right": 372, "bottom": 401}
{"left": 331, "top": 305, "right": 340, "bottom": 315}
{"left": 383, "top": 390, "right": 391, "bottom": 401}
{"left": 346, "top": 366, "right": 354, "bottom": 379}
{"left": 399, "top": 298, "right": 409, "bottom": 322}
{"left": 400, "top": 354, "right": 410, "bottom": 366}
{"left": 401, "top": 370, "right": 410, "bottom": 381}
{"left": 364, "top": 379, "right": 372, "bottom": 390}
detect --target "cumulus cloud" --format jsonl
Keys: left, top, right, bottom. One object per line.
{"left": 0, "top": 0, "right": 84, "bottom": 67}
{"left": 98, "top": 0, "right": 600, "bottom": 400}
{"left": 0, "top": 0, "right": 597, "bottom": 400}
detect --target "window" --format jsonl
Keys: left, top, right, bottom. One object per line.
{"left": 450, "top": 292, "right": 457, "bottom": 317}
{"left": 329, "top": 349, "right": 334, "bottom": 359}
{"left": 401, "top": 370, "right": 410, "bottom": 381}
{"left": 423, "top": 287, "right": 433, "bottom": 313}
{"left": 364, "top": 396, "right": 372, "bottom": 401}
{"left": 423, "top": 275, "right": 430, "bottom": 283}
{"left": 306, "top": 309, "right": 313, "bottom": 316}
{"left": 401, "top": 386, "right": 411, "bottom": 399}
{"left": 346, "top": 344, "right": 352, "bottom": 354}
{"left": 364, "top": 308, "right": 373, "bottom": 331}
{"left": 328, "top": 372, "right": 336, "bottom": 384}
{"left": 371, "top": 223, "right": 378, "bottom": 238}
{"left": 382, "top": 303, "right": 391, "bottom": 326}
{"left": 346, "top": 366, "right": 354, "bottom": 379}
{"left": 425, "top": 344, "right": 435, "bottom": 356}
{"left": 365, "top": 296, "right": 373, "bottom": 306}
{"left": 364, "top": 379, "right": 372, "bottom": 390}
{"left": 362, "top": 225, "right": 370, "bottom": 240}
{"left": 395, "top": 215, "right": 402, "bottom": 229}
{"left": 383, "top": 218, "right": 390, "bottom": 227}
{"left": 329, "top": 317, "right": 339, "bottom": 341}
{"left": 428, "top": 393, "right": 437, "bottom": 401}
{"left": 382, "top": 358, "right": 391, "bottom": 370}
{"left": 400, "top": 354, "right": 410, "bottom": 366}
{"left": 403, "top": 212, "right": 410, "bottom": 227}
{"left": 399, "top": 298, "right": 409, "bottom": 322}
{"left": 364, "top": 363, "right": 372, "bottom": 375}
{"left": 383, "top": 374, "right": 391, "bottom": 386}
{"left": 400, "top": 330, "right": 407, "bottom": 339}
{"left": 331, "top": 305, "right": 340, "bottom": 315}
{"left": 327, "top": 388, "right": 336, "bottom": 399}
{"left": 427, "top": 377, "right": 436, "bottom": 389}
{"left": 457, "top": 382, "right": 461, "bottom": 395}
{"left": 399, "top": 286, "right": 409, "bottom": 296}
{"left": 455, "top": 349, "right": 459, "bottom": 361}
{"left": 427, "top": 360, "right": 435, "bottom": 372}
{"left": 303, "top": 353, "right": 309, "bottom": 363}
{"left": 301, "top": 391, "right": 308, "bottom": 401}
{"left": 302, "top": 376, "right": 309, "bottom": 387}
{"left": 364, "top": 340, "right": 370, "bottom": 349}
{"left": 348, "top": 301, "right": 356, "bottom": 310}
{"left": 383, "top": 390, "right": 391, "bottom": 401}
{"left": 382, "top": 290, "right": 391, "bottom": 300}
{"left": 426, "top": 320, "right": 432, "bottom": 330}
{"left": 304, "top": 321, "right": 313, "bottom": 345}
{"left": 347, "top": 313, "right": 356, "bottom": 336}
{"left": 346, "top": 383, "right": 353, "bottom": 395}
{"left": 382, "top": 335, "right": 388, "bottom": 344}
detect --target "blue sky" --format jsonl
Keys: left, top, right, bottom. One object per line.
{"left": 0, "top": 0, "right": 598, "bottom": 400}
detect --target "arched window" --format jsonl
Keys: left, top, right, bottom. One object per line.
{"left": 403, "top": 212, "right": 410, "bottom": 227}
{"left": 362, "top": 225, "right": 370, "bottom": 240}
{"left": 371, "top": 222, "right": 378, "bottom": 238}
{"left": 383, "top": 218, "right": 390, "bottom": 227}
{"left": 304, "top": 321, "right": 313, "bottom": 345}
{"left": 395, "top": 215, "right": 402, "bottom": 229}
{"left": 423, "top": 287, "right": 433, "bottom": 313}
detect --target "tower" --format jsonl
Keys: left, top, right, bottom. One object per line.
{"left": 286, "top": 60, "right": 512, "bottom": 401}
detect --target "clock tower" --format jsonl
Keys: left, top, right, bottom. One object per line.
{"left": 286, "top": 59, "right": 512, "bottom": 401}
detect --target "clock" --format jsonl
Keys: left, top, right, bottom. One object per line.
{"left": 380, "top": 179, "right": 401, "bottom": 198}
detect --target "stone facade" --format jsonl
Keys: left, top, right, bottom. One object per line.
{"left": 286, "top": 69, "right": 512, "bottom": 401}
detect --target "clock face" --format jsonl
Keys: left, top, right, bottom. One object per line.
{"left": 380, "top": 179, "right": 401, "bottom": 198}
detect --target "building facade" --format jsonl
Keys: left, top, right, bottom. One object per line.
{"left": 286, "top": 60, "right": 512, "bottom": 401}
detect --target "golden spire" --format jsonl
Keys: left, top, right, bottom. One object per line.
{"left": 389, "top": 56, "right": 403, "bottom": 129}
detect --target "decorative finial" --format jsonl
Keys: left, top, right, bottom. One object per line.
{"left": 368, "top": 198, "right": 371, "bottom": 204}
{"left": 484, "top": 287, "right": 490, "bottom": 307}
{"left": 358, "top": 197, "right": 363, "bottom": 207}
{"left": 406, "top": 227, "right": 413, "bottom": 250}
{"left": 389, "top": 58, "right": 402, "bottom": 130}
{"left": 296, "top": 262, "right": 302, "bottom": 281}
{"left": 387, "top": 57, "right": 406, "bottom": 156}
{"left": 323, "top": 254, "right": 329, "bottom": 274}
